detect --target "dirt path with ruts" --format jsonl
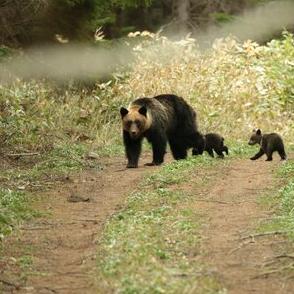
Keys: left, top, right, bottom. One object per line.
{"left": 193, "top": 158, "right": 294, "bottom": 293}
{"left": 0, "top": 154, "right": 159, "bottom": 293}
{"left": 1, "top": 154, "right": 293, "bottom": 293}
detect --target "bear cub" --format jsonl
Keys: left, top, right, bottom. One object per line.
{"left": 120, "top": 94, "right": 205, "bottom": 168}
{"left": 192, "top": 133, "right": 229, "bottom": 158}
{"left": 248, "top": 129, "right": 287, "bottom": 161}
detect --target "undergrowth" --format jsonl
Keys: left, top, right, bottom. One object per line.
{"left": 259, "top": 157, "right": 294, "bottom": 240}
{"left": 1, "top": 32, "right": 293, "bottom": 154}
{"left": 0, "top": 189, "right": 37, "bottom": 239}
{"left": 0, "top": 143, "right": 99, "bottom": 190}
{"left": 97, "top": 156, "right": 225, "bottom": 293}
{"left": 0, "top": 31, "right": 293, "bottom": 242}
{"left": 0, "top": 143, "right": 101, "bottom": 239}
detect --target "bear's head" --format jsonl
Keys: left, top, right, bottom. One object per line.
{"left": 120, "top": 105, "right": 150, "bottom": 139}
{"left": 248, "top": 129, "right": 262, "bottom": 145}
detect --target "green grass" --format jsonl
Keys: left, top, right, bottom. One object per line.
{"left": 97, "top": 156, "right": 225, "bottom": 293}
{"left": 1, "top": 31, "right": 293, "bottom": 289}
{"left": 1, "top": 33, "right": 294, "bottom": 155}
{"left": 0, "top": 143, "right": 104, "bottom": 240}
{"left": 258, "top": 157, "right": 294, "bottom": 240}
{"left": 226, "top": 140, "right": 253, "bottom": 158}
{"left": 0, "top": 188, "right": 38, "bottom": 238}
{"left": 274, "top": 159, "right": 294, "bottom": 239}
{"left": 0, "top": 143, "right": 101, "bottom": 190}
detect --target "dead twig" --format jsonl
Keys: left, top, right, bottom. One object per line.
{"left": 195, "top": 199, "right": 233, "bottom": 205}
{"left": 273, "top": 254, "right": 294, "bottom": 260}
{"left": 229, "top": 239, "right": 255, "bottom": 255}
{"left": 241, "top": 230, "right": 289, "bottom": 240}
{"left": 6, "top": 152, "right": 40, "bottom": 157}
{"left": 252, "top": 263, "right": 294, "bottom": 279}
{"left": 0, "top": 278, "right": 20, "bottom": 289}
{"left": 72, "top": 219, "right": 99, "bottom": 223}
{"left": 21, "top": 226, "right": 52, "bottom": 230}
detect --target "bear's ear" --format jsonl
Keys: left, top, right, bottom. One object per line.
{"left": 138, "top": 106, "right": 147, "bottom": 117}
{"left": 256, "top": 129, "right": 261, "bottom": 135}
{"left": 120, "top": 107, "right": 129, "bottom": 118}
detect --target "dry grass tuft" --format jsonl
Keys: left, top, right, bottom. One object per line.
{"left": 0, "top": 32, "right": 293, "bottom": 152}
{"left": 116, "top": 31, "right": 294, "bottom": 143}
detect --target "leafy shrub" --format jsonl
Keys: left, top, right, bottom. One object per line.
{"left": 112, "top": 31, "right": 294, "bottom": 142}
{"left": 0, "top": 32, "right": 293, "bottom": 153}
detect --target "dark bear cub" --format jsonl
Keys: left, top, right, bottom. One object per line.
{"left": 192, "top": 133, "right": 229, "bottom": 158}
{"left": 248, "top": 129, "right": 287, "bottom": 161}
{"left": 120, "top": 94, "right": 205, "bottom": 168}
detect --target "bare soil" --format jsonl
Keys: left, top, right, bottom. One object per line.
{"left": 1, "top": 154, "right": 293, "bottom": 293}
{"left": 193, "top": 158, "right": 294, "bottom": 294}
{"left": 0, "top": 154, "right": 159, "bottom": 294}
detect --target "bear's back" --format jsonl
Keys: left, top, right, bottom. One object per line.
{"left": 205, "top": 133, "right": 224, "bottom": 149}
{"left": 262, "top": 133, "right": 284, "bottom": 151}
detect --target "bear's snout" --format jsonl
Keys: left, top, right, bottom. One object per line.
{"left": 130, "top": 130, "right": 140, "bottom": 139}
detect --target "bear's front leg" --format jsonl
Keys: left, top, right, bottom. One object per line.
{"left": 145, "top": 132, "right": 167, "bottom": 166}
{"left": 206, "top": 148, "right": 214, "bottom": 158}
{"left": 265, "top": 150, "right": 273, "bottom": 161}
{"left": 123, "top": 131, "right": 142, "bottom": 168}
{"left": 250, "top": 148, "right": 265, "bottom": 160}
{"left": 223, "top": 146, "right": 229, "bottom": 155}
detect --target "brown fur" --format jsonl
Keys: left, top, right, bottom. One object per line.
{"left": 120, "top": 94, "right": 205, "bottom": 168}
{"left": 248, "top": 129, "right": 287, "bottom": 161}
{"left": 193, "top": 133, "right": 228, "bottom": 158}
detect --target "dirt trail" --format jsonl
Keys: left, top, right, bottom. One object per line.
{"left": 1, "top": 155, "right": 293, "bottom": 293}
{"left": 194, "top": 158, "right": 294, "bottom": 293}
{"left": 1, "top": 155, "right": 158, "bottom": 294}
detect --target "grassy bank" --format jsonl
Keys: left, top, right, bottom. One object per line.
{"left": 1, "top": 32, "right": 293, "bottom": 154}
{"left": 259, "top": 155, "right": 294, "bottom": 240}
{"left": 277, "top": 160, "right": 294, "bottom": 240}
{"left": 0, "top": 143, "right": 103, "bottom": 239}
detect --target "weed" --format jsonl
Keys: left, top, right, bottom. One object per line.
{"left": 0, "top": 143, "right": 102, "bottom": 239}
{"left": 18, "top": 255, "right": 33, "bottom": 270}
{"left": 1, "top": 33, "right": 294, "bottom": 155}
{"left": 0, "top": 188, "right": 36, "bottom": 238}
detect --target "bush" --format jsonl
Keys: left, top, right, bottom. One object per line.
{"left": 0, "top": 32, "right": 293, "bottom": 153}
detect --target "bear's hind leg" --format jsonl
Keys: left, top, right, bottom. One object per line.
{"left": 190, "top": 132, "right": 205, "bottom": 155}
{"left": 223, "top": 146, "right": 229, "bottom": 155}
{"left": 278, "top": 147, "right": 287, "bottom": 160}
{"left": 169, "top": 139, "right": 187, "bottom": 160}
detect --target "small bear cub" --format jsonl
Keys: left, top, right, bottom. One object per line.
{"left": 248, "top": 129, "right": 287, "bottom": 161}
{"left": 192, "top": 133, "right": 229, "bottom": 158}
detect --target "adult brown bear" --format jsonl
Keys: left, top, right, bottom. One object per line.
{"left": 120, "top": 94, "right": 205, "bottom": 168}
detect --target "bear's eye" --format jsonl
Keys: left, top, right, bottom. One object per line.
{"left": 135, "top": 120, "right": 142, "bottom": 128}
{"left": 126, "top": 120, "right": 132, "bottom": 128}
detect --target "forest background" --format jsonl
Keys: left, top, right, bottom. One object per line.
{"left": 1, "top": 0, "right": 290, "bottom": 47}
